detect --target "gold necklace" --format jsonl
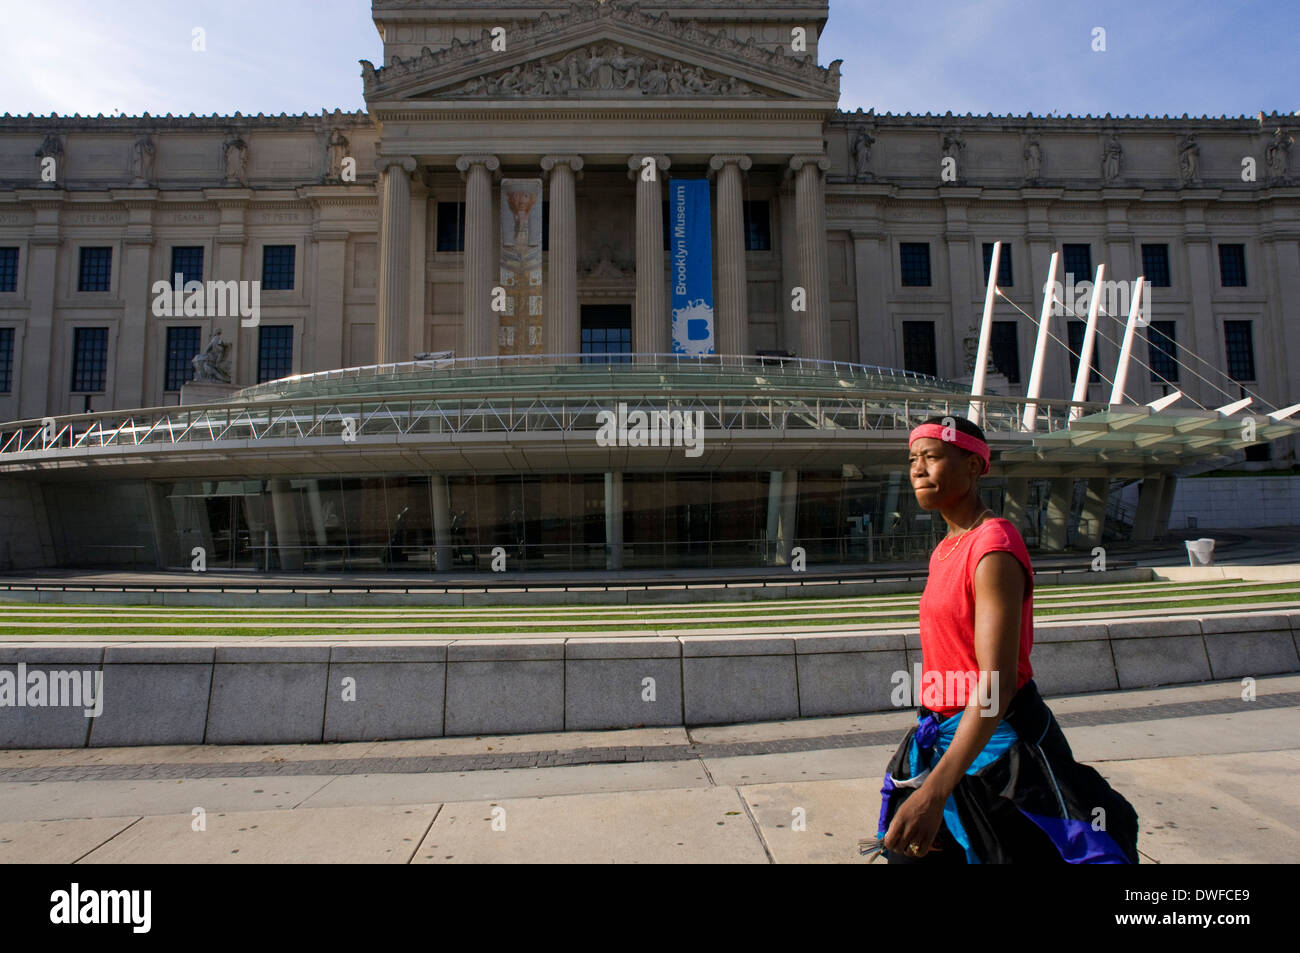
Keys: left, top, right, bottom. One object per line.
{"left": 934, "top": 508, "right": 992, "bottom": 562}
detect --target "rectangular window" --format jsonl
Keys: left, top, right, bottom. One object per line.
{"left": 1223, "top": 320, "right": 1255, "bottom": 381}
{"left": 257, "top": 325, "right": 294, "bottom": 383}
{"left": 580, "top": 326, "right": 632, "bottom": 363}
{"left": 170, "top": 246, "right": 204, "bottom": 286}
{"left": 71, "top": 327, "right": 109, "bottom": 391}
{"left": 743, "top": 200, "right": 772, "bottom": 251}
{"left": 261, "top": 245, "right": 295, "bottom": 290}
{"left": 1062, "top": 243, "right": 1092, "bottom": 283}
{"left": 899, "top": 243, "right": 931, "bottom": 287}
{"left": 901, "top": 321, "right": 937, "bottom": 376}
{"left": 1067, "top": 320, "right": 1101, "bottom": 384}
{"left": 1147, "top": 320, "right": 1179, "bottom": 383}
{"left": 541, "top": 201, "right": 549, "bottom": 253}
{"left": 436, "top": 202, "right": 466, "bottom": 252}
{"left": 0, "top": 247, "right": 18, "bottom": 293}
{"left": 1219, "top": 244, "right": 1247, "bottom": 287}
{"left": 0, "top": 327, "right": 13, "bottom": 392}
{"left": 990, "top": 321, "right": 1021, "bottom": 383}
{"left": 1141, "top": 244, "right": 1171, "bottom": 287}
{"left": 981, "top": 243, "right": 1013, "bottom": 287}
{"left": 165, "top": 326, "right": 201, "bottom": 392}
{"left": 78, "top": 247, "right": 112, "bottom": 292}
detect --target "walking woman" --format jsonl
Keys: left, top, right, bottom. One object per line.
{"left": 874, "top": 415, "right": 1139, "bottom": 863}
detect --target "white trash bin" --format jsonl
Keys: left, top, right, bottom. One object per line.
{"left": 1185, "top": 537, "right": 1216, "bottom": 566}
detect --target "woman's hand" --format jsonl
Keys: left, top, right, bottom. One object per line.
{"left": 883, "top": 787, "right": 948, "bottom": 858}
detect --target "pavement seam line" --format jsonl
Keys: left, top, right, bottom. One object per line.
{"left": 407, "top": 803, "right": 442, "bottom": 865}
{"left": 736, "top": 786, "right": 775, "bottom": 864}
{"left": 71, "top": 815, "right": 143, "bottom": 864}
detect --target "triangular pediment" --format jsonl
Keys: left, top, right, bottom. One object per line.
{"left": 362, "top": 2, "right": 840, "bottom": 105}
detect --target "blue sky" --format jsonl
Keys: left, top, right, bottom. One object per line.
{"left": 0, "top": 0, "right": 1294, "bottom": 118}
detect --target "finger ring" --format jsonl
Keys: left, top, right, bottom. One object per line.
{"left": 908, "top": 842, "right": 921, "bottom": 856}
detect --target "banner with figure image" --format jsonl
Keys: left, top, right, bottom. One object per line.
{"left": 499, "top": 178, "right": 544, "bottom": 355}
{"left": 669, "top": 178, "right": 715, "bottom": 356}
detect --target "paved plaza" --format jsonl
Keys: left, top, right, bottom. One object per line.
{"left": 0, "top": 675, "right": 1295, "bottom": 863}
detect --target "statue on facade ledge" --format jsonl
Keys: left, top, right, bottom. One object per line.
{"left": 1023, "top": 136, "right": 1043, "bottom": 184}
{"left": 325, "top": 129, "right": 350, "bottom": 182}
{"left": 1178, "top": 134, "right": 1200, "bottom": 186}
{"left": 1101, "top": 134, "right": 1123, "bottom": 183}
{"left": 35, "top": 133, "right": 63, "bottom": 187}
{"left": 223, "top": 134, "right": 247, "bottom": 185}
{"left": 853, "top": 126, "right": 875, "bottom": 181}
{"left": 191, "top": 328, "right": 232, "bottom": 384}
{"left": 1267, "top": 127, "right": 1293, "bottom": 185}
{"left": 130, "top": 134, "right": 156, "bottom": 186}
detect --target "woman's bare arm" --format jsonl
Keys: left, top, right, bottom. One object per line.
{"left": 883, "top": 550, "right": 1024, "bottom": 854}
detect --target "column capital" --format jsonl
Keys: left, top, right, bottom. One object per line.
{"left": 627, "top": 154, "right": 671, "bottom": 181}
{"left": 375, "top": 155, "right": 418, "bottom": 175}
{"left": 709, "top": 154, "right": 752, "bottom": 173}
{"left": 455, "top": 154, "right": 500, "bottom": 177}
{"left": 541, "top": 155, "right": 585, "bottom": 175}
{"left": 788, "top": 155, "right": 831, "bottom": 175}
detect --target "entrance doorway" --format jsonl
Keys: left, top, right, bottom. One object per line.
{"left": 580, "top": 304, "right": 632, "bottom": 363}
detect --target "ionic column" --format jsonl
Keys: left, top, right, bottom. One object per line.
{"left": 709, "top": 155, "right": 752, "bottom": 358}
{"left": 629, "top": 154, "right": 671, "bottom": 358}
{"left": 456, "top": 154, "right": 500, "bottom": 358}
{"left": 541, "top": 155, "right": 583, "bottom": 357}
{"left": 375, "top": 156, "right": 417, "bottom": 364}
{"left": 790, "top": 155, "right": 832, "bottom": 361}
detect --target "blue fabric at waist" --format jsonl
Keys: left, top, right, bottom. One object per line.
{"left": 908, "top": 708, "right": 1019, "bottom": 863}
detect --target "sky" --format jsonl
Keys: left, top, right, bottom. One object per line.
{"left": 0, "top": 0, "right": 1294, "bottom": 119}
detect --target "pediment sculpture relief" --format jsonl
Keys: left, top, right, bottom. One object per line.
{"left": 452, "top": 43, "right": 765, "bottom": 98}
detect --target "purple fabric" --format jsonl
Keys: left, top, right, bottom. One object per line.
{"left": 1018, "top": 810, "right": 1132, "bottom": 864}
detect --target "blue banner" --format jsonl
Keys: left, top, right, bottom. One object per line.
{"left": 669, "top": 179, "right": 715, "bottom": 356}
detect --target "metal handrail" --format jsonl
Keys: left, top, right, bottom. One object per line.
{"left": 1, "top": 390, "right": 1088, "bottom": 459}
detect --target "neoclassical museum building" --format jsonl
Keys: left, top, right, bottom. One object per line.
{"left": 0, "top": 0, "right": 1296, "bottom": 574}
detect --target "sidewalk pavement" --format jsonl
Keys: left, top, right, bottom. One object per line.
{"left": 0, "top": 675, "right": 1296, "bottom": 864}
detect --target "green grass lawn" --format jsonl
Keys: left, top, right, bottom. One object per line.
{"left": 0, "top": 577, "right": 1294, "bottom": 636}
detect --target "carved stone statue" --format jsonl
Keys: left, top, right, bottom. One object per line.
{"left": 942, "top": 130, "right": 965, "bottom": 161}
{"left": 1102, "top": 134, "right": 1123, "bottom": 182}
{"left": 961, "top": 323, "right": 996, "bottom": 374}
{"left": 1267, "top": 127, "right": 1293, "bottom": 184}
{"left": 223, "top": 134, "right": 247, "bottom": 185}
{"left": 1023, "top": 136, "right": 1042, "bottom": 184}
{"left": 941, "top": 130, "right": 965, "bottom": 186}
{"left": 853, "top": 126, "right": 875, "bottom": 181}
{"left": 1178, "top": 134, "right": 1199, "bottom": 186}
{"left": 130, "top": 135, "right": 156, "bottom": 186}
{"left": 325, "top": 129, "right": 350, "bottom": 181}
{"left": 191, "top": 328, "right": 232, "bottom": 384}
{"left": 35, "top": 133, "right": 63, "bottom": 186}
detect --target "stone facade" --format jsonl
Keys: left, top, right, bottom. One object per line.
{"left": 0, "top": 0, "right": 1296, "bottom": 464}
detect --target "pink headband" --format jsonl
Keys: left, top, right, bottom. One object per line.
{"left": 909, "top": 423, "right": 991, "bottom": 474}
